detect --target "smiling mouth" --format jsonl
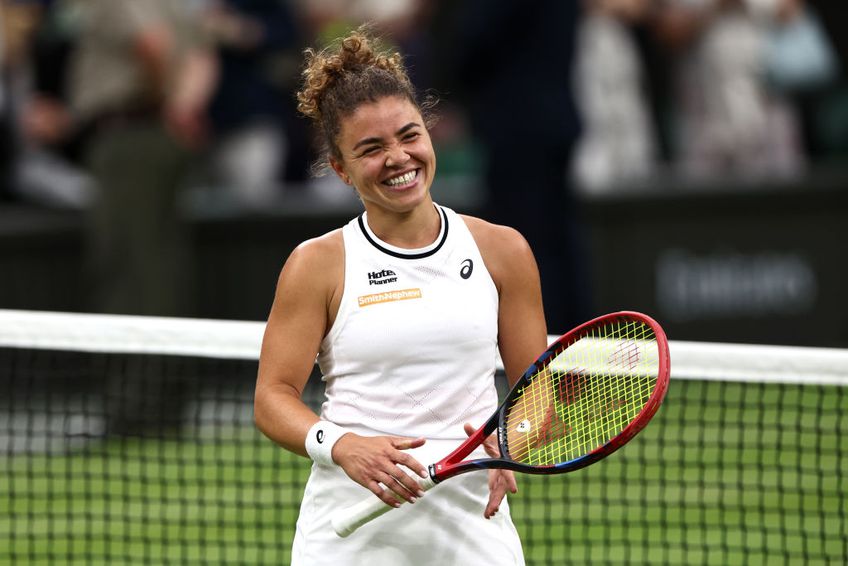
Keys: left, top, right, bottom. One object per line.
{"left": 383, "top": 169, "right": 419, "bottom": 188}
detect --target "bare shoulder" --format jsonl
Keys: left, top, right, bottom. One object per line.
{"left": 460, "top": 216, "right": 546, "bottom": 378}
{"left": 286, "top": 229, "right": 344, "bottom": 267}
{"left": 460, "top": 215, "right": 535, "bottom": 285}
{"left": 259, "top": 229, "right": 344, "bottom": 396}
{"left": 461, "top": 215, "right": 532, "bottom": 252}
{"left": 287, "top": 228, "right": 344, "bottom": 269}
{"left": 276, "top": 228, "right": 344, "bottom": 294}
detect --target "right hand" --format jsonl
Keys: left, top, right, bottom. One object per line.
{"left": 331, "top": 433, "right": 428, "bottom": 507}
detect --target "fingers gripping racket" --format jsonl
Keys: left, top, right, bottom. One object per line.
{"left": 332, "top": 311, "right": 670, "bottom": 537}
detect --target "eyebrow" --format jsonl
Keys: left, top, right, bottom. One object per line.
{"left": 352, "top": 122, "right": 421, "bottom": 152}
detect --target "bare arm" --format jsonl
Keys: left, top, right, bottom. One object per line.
{"left": 254, "top": 231, "right": 427, "bottom": 506}
{"left": 133, "top": 19, "right": 218, "bottom": 148}
{"left": 164, "top": 45, "right": 218, "bottom": 148}
{"left": 465, "top": 217, "right": 549, "bottom": 517}
{"left": 254, "top": 234, "right": 341, "bottom": 456}
{"left": 133, "top": 23, "right": 174, "bottom": 103}
{"left": 466, "top": 217, "right": 548, "bottom": 384}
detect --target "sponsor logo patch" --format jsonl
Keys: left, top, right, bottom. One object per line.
{"left": 367, "top": 269, "right": 397, "bottom": 285}
{"left": 358, "top": 288, "right": 422, "bottom": 308}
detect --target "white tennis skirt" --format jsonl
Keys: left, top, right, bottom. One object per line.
{"left": 291, "top": 438, "right": 525, "bottom": 565}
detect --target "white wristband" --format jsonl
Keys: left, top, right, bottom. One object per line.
{"left": 304, "top": 421, "right": 349, "bottom": 466}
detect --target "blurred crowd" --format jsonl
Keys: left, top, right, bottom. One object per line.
{"left": 0, "top": 0, "right": 845, "bottom": 326}
{"left": 574, "top": 0, "right": 845, "bottom": 190}
{"left": 1, "top": 0, "right": 845, "bottom": 205}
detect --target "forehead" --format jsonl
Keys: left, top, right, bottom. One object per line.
{"left": 338, "top": 96, "right": 423, "bottom": 144}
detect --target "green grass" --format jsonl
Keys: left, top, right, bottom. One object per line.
{"left": 512, "top": 380, "right": 847, "bottom": 565}
{"left": 1, "top": 380, "right": 846, "bottom": 565}
{"left": 0, "top": 429, "right": 303, "bottom": 565}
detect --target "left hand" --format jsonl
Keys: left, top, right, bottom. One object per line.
{"left": 463, "top": 422, "right": 518, "bottom": 519}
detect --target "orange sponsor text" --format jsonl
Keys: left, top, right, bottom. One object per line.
{"left": 358, "top": 288, "right": 423, "bottom": 307}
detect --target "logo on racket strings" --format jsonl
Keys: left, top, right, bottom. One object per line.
{"left": 516, "top": 419, "right": 532, "bottom": 433}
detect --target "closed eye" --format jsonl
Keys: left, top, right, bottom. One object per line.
{"left": 359, "top": 146, "right": 380, "bottom": 156}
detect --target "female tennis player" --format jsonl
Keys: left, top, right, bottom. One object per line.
{"left": 254, "top": 26, "right": 547, "bottom": 565}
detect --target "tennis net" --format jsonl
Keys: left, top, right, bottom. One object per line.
{"left": 1, "top": 309, "right": 845, "bottom": 565}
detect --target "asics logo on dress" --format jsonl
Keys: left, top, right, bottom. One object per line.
{"left": 460, "top": 259, "right": 473, "bottom": 279}
{"left": 368, "top": 269, "right": 398, "bottom": 285}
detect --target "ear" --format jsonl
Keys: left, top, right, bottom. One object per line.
{"left": 329, "top": 157, "right": 351, "bottom": 186}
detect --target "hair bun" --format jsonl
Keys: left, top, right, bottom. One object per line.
{"left": 296, "top": 25, "right": 437, "bottom": 172}
{"left": 297, "top": 27, "right": 408, "bottom": 123}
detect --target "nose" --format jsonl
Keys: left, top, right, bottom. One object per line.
{"left": 385, "top": 144, "right": 410, "bottom": 168}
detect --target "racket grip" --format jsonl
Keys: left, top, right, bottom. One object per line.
{"left": 331, "top": 474, "right": 436, "bottom": 537}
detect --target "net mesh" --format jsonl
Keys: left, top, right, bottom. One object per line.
{"left": 505, "top": 317, "right": 662, "bottom": 466}
{"left": 1, "top": 310, "right": 846, "bottom": 565}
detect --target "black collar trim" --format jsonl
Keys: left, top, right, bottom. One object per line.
{"left": 357, "top": 205, "right": 449, "bottom": 259}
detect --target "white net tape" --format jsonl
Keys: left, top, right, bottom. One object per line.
{"left": 1, "top": 309, "right": 847, "bottom": 385}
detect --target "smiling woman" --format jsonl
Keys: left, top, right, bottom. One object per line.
{"left": 329, "top": 96, "right": 437, "bottom": 227}
{"left": 253, "top": 26, "right": 548, "bottom": 565}
{"left": 297, "top": 31, "right": 438, "bottom": 240}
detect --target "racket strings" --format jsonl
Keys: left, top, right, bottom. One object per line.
{"left": 505, "top": 319, "right": 660, "bottom": 466}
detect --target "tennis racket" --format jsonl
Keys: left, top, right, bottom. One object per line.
{"left": 332, "top": 311, "right": 670, "bottom": 537}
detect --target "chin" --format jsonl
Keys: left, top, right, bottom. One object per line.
{"left": 381, "top": 183, "right": 431, "bottom": 208}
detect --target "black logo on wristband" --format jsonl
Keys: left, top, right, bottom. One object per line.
{"left": 316, "top": 429, "right": 325, "bottom": 444}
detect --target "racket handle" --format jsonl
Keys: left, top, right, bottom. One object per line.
{"left": 331, "top": 474, "right": 436, "bottom": 537}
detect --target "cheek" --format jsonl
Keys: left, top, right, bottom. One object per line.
{"left": 361, "top": 160, "right": 383, "bottom": 180}
{"left": 349, "top": 160, "right": 383, "bottom": 188}
{"left": 416, "top": 139, "right": 436, "bottom": 162}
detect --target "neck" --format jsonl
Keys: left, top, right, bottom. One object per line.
{"left": 365, "top": 199, "right": 440, "bottom": 249}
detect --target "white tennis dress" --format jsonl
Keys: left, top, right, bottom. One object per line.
{"left": 291, "top": 205, "right": 525, "bottom": 565}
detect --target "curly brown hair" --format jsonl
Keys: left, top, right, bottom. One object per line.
{"left": 296, "top": 26, "right": 433, "bottom": 171}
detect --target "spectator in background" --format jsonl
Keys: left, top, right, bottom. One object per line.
{"left": 0, "top": 0, "right": 16, "bottom": 201}
{"left": 15, "top": 0, "right": 93, "bottom": 208}
{"left": 653, "top": 0, "right": 810, "bottom": 180}
{"left": 437, "top": 0, "right": 591, "bottom": 334}
{"left": 202, "top": 0, "right": 308, "bottom": 208}
{"left": 1, "top": 0, "right": 43, "bottom": 202}
{"left": 66, "top": 0, "right": 217, "bottom": 317}
{"left": 758, "top": 0, "right": 841, "bottom": 162}
{"left": 572, "top": 0, "right": 659, "bottom": 192}
{"left": 66, "top": 0, "right": 217, "bottom": 437}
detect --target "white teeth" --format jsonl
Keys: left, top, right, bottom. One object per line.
{"left": 385, "top": 170, "right": 416, "bottom": 186}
